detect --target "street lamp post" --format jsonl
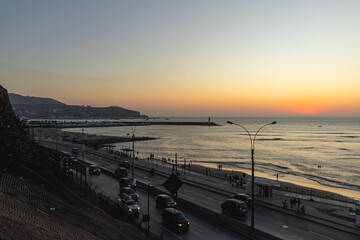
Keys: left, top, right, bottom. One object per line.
{"left": 131, "top": 126, "right": 136, "bottom": 181}
{"left": 227, "top": 120, "right": 277, "bottom": 234}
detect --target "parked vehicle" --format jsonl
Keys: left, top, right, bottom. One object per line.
{"left": 118, "top": 161, "right": 132, "bottom": 169}
{"left": 119, "top": 177, "right": 136, "bottom": 190}
{"left": 116, "top": 198, "right": 140, "bottom": 215}
{"left": 162, "top": 208, "right": 190, "bottom": 231}
{"left": 228, "top": 193, "right": 252, "bottom": 206}
{"left": 119, "top": 187, "right": 139, "bottom": 202}
{"left": 155, "top": 194, "right": 177, "bottom": 208}
{"left": 72, "top": 148, "right": 80, "bottom": 155}
{"left": 115, "top": 167, "right": 128, "bottom": 178}
{"left": 89, "top": 166, "right": 101, "bottom": 175}
{"left": 221, "top": 199, "right": 248, "bottom": 217}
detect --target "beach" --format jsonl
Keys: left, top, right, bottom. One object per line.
{"left": 34, "top": 126, "right": 359, "bottom": 203}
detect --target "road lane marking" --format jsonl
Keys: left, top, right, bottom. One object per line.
{"left": 189, "top": 224, "right": 203, "bottom": 233}
{"left": 292, "top": 236, "right": 304, "bottom": 240}
{"left": 188, "top": 190, "right": 214, "bottom": 200}
{"left": 160, "top": 225, "right": 182, "bottom": 240}
{"left": 182, "top": 195, "right": 194, "bottom": 200}
{"left": 282, "top": 225, "right": 288, "bottom": 228}
{"left": 309, "top": 231, "right": 335, "bottom": 240}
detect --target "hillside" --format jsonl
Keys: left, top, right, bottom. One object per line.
{"left": 0, "top": 85, "right": 148, "bottom": 239}
{"left": 9, "top": 93, "right": 147, "bottom": 119}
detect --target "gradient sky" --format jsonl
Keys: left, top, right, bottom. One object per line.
{"left": 1, "top": 0, "right": 360, "bottom": 117}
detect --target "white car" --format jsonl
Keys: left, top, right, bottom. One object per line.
{"left": 117, "top": 198, "right": 140, "bottom": 215}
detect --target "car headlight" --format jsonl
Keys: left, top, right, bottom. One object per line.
{"left": 188, "top": 222, "right": 190, "bottom": 225}
{"left": 137, "top": 207, "right": 140, "bottom": 210}
{"left": 129, "top": 209, "right": 132, "bottom": 211}
{"left": 178, "top": 224, "right": 182, "bottom": 227}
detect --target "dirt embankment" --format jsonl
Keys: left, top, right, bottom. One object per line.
{"left": 0, "top": 85, "right": 148, "bottom": 240}
{"left": 0, "top": 173, "right": 148, "bottom": 240}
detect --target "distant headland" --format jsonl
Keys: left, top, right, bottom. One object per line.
{"left": 9, "top": 93, "right": 147, "bottom": 119}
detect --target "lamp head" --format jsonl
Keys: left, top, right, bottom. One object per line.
{"left": 271, "top": 121, "right": 277, "bottom": 125}
{"left": 227, "top": 121, "right": 233, "bottom": 124}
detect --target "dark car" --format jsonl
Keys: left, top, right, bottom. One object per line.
{"left": 72, "top": 148, "right": 80, "bottom": 155}
{"left": 63, "top": 166, "right": 73, "bottom": 175}
{"left": 162, "top": 208, "right": 190, "bottom": 231}
{"left": 229, "top": 193, "right": 252, "bottom": 206}
{"left": 119, "top": 161, "right": 132, "bottom": 169}
{"left": 63, "top": 159, "right": 71, "bottom": 167}
{"left": 155, "top": 194, "right": 177, "bottom": 208}
{"left": 69, "top": 156, "right": 78, "bottom": 166}
{"left": 119, "top": 177, "right": 136, "bottom": 190}
{"left": 119, "top": 187, "right": 139, "bottom": 202}
{"left": 115, "top": 167, "right": 128, "bottom": 178}
{"left": 116, "top": 198, "right": 140, "bottom": 215}
{"left": 89, "top": 166, "right": 101, "bottom": 175}
{"left": 221, "top": 199, "right": 248, "bottom": 217}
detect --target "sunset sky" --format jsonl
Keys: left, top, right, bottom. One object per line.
{"left": 1, "top": 0, "right": 360, "bottom": 117}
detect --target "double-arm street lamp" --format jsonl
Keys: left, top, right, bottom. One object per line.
{"left": 227, "top": 120, "right": 277, "bottom": 234}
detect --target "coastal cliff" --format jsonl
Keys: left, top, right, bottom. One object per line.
{"left": 9, "top": 93, "right": 147, "bottom": 119}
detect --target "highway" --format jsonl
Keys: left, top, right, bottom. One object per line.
{"left": 44, "top": 142, "right": 360, "bottom": 240}
{"left": 47, "top": 142, "right": 247, "bottom": 240}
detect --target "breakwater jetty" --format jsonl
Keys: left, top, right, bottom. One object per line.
{"left": 25, "top": 120, "right": 221, "bottom": 128}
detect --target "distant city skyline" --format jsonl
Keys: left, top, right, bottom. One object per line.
{"left": 1, "top": 1, "right": 360, "bottom": 117}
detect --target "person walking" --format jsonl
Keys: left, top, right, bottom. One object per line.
{"left": 290, "top": 198, "right": 293, "bottom": 208}
{"left": 301, "top": 205, "right": 306, "bottom": 215}
{"left": 283, "top": 200, "right": 288, "bottom": 210}
{"left": 298, "top": 198, "right": 301, "bottom": 208}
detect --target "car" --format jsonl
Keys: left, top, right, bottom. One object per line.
{"left": 118, "top": 161, "right": 132, "bottom": 169}
{"left": 119, "top": 187, "right": 139, "bottom": 202}
{"left": 63, "top": 159, "right": 71, "bottom": 167}
{"left": 72, "top": 147, "right": 80, "bottom": 155}
{"left": 162, "top": 208, "right": 190, "bottom": 231}
{"left": 63, "top": 166, "right": 73, "bottom": 175}
{"left": 155, "top": 194, "right": 177, "bottom": 208}
{"left": 89, "top": 166, "right": 101, "bottom": 175}
{"left": 69, "top": 156, "right": 78, "bottom": 166}
{"left": 119, "top": 177, "right": 136, "bottom": 190}
{"left": 228, "top": 193, "right": 252, "bottom": 206}
{"left": 115, "top": 167, "right": 128, "bottom": 178}
{"left": 221, "top": 199, "right": 248, "bottom": 217}
{"left": 116, "top": 198, "right": 140, "bottom": 215}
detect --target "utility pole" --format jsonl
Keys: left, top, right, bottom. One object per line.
{"left": 131, "top": 126, "right": 136, "bottom": 180}
{"left": 175, "top": 153, "right": 178, "bottom": 175}
{"left": 82, "top": 128, "right": 87, "bottom": 189}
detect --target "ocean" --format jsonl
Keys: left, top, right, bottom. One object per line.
{"left": 65, "top": 117, "right": 360, "bottom": 199}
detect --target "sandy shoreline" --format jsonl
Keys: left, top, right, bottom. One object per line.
{"left": 34, "top": 127, "right": 359, "bottom": 202}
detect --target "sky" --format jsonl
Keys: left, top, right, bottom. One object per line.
{"left": 1, "top": 0, "right": 360, "bottom": 117}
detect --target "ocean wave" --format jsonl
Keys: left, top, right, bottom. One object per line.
{"left": 296, "top": 147, "right": 316, "bottom": 150}
{"left": 257, "top": 138, "right": 283, "bottom": 141}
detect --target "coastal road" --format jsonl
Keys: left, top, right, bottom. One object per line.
{"left": 43, "top": 141, "right": 360, "bottom": 240}
{"left": 85, "top": 171, "right": 247, "bottom": 240}
{"left": 44, "top": 142, "right": 247, "bottom": 240}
